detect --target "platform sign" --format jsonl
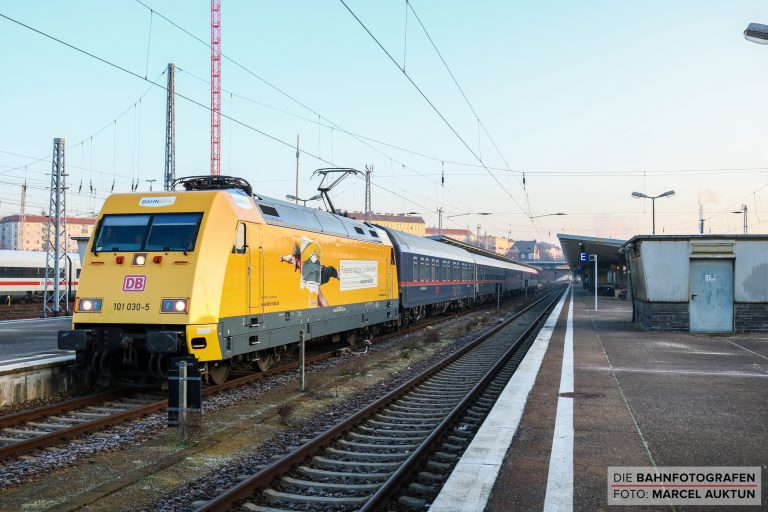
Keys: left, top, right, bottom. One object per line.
{"left": 580, "top": 252, "right": 589, "bottom": 262}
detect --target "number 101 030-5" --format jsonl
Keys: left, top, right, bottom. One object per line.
{"left": 113, "top": 302, "right": 150, "bottom": 311}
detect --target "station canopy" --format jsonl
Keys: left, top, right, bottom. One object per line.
{"left": 557, "top": 233, "right": 626, "bottom": 270}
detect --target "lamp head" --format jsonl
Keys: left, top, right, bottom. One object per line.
{"left": 631, "top": 191, "right": 647, "bottom": 199}
{"left": 745, "top": 23, "right": 768, "bottom": 44}
{"left": 659, "top": 190, "right": 675, "bottom": 198}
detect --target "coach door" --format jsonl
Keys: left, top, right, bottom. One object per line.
{"left": 689, "top": 259, "right": 733, "bottom": 333}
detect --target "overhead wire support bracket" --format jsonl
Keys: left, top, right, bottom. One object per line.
{"left": 312, "top": 167, "right": 362, "bottom": 215}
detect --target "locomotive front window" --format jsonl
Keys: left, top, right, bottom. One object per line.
{"left": 94, "top": 213, "right": 202, "bottom": 252}
{"left": 145, "top": 213, "right": 203, "bottom": 252}
{"left": 94, "top": 215, "right": 150, "bottom": 252}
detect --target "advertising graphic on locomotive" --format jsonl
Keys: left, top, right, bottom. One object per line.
{"left": 58, "top": 176, "right": 537, "bottom": 386}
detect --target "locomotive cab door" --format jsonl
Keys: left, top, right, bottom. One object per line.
{"left": 232, "top": 222, "right": 249, "bottom": 318}
{"left": 248, "top": 224, "right": 262, "bottom": 316}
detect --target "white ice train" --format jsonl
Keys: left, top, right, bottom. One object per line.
{"left": 0, "top": 250, "right": 81, "bottom": 302}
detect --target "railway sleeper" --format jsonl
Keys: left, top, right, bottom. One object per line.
{"left": 359, "top": 424, "right": 433, "bottom": 436}
{"left": 312, "top": 456, "right": 401, "bottom": 470}
{"left": 338, "top": 439, "right": 420, "bottom": 450}
{"left": 326, "top": 447, "right": 410, "bottom": 460}
{"left": 398, "top": 495, "right": 428, "bottom": 510}
{"left": 390, "top": 401, "right": 453, "bottom": 411}
{"left": 411, "top": 387, "right": 470, "bottom": 397}
{"left": 398, "top": 396, "right": 455, "bottom": 405}
{"left": 417, "top": 471, "right": 445, "bottom": 484}
{"left": 263, "top": 488, "right": 369, "bottom": 506}
{"left": 433, "top": 451, "right": 459, "bottom": 462}
{"left": 348, "top": 432, "right": 426, "bottom": 443}
{"left": 440, "top": 442, "right": 464, "bottom": 453}
{"left": 426, "top": 460, "right": 452, "bottom": 472}
{"left": 239, "top": 504, "right": 293, "bottom": 512}
{"left": 281, "top": 476, "right": 380, "bottom": 491}
{"left": 374, "top": 414, "right": 439, "bottom": 425}
{"left": 4, "top": 428, "right": 48, "bottom": 436}
{"left": 407, "top": 482, "right": 436, "bottom": 496}
{"left": 382, "top": 407, "right": 448, "bottom": 418}
{"left": 86, "top": 406, "right": 126, "bottom": 413}
{"left": 297, "top": 465, "right": 392, "bottom": 481}
{"left": 70, "top": 412, "right": 111, "bottom": 419}
{"left": 48, "top": 416, "right": 87, "bottom": 423}
{"left": 27, "top": 422, "right": 70, "bottom": 431}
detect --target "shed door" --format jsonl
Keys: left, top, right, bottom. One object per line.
{"left": 689, "top": 259, "right": 733, "bottom": 333}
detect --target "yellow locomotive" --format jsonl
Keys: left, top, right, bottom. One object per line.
{"left": 59, "top": 176, "right": 398, "bottom": 385}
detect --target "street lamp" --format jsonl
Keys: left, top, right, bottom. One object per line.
{"left": 529, "top": 212, "right": 567, "bottom": 219}
{"left": 446, "top": 212, "right": 492, "bottom": 218}
{"left": 744, "top": 23, "right": 768, "bottom": 44}
{"left": 286, "top": 193, "right": 322, "bottom": 206}
{"left": 631, "top": 190, "right": 675, "bottom": 235}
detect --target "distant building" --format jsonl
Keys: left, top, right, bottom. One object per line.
{"left": 0, "top": 215, "right": 96, "bottom": 252}
{"left": 425, "top": 227, "right": 474, "bottom": 244}
{"left": 538, "top": 241, "right": 564, "bottom": 261}
{"left": 348, "top": 212, "right": 426, "bottom": 237}
{"left": 478, "top": 235, "right": 512, "bottom": 256}
{"left": 514, "top": 240, "right": 540, "bottom": 262}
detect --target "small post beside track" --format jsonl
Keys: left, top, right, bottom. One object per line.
{"left": 178, "top": 360, "right": 188, "bottom": 444}
{"left": 299, "top": 330, "right": 306, "bottom": 392}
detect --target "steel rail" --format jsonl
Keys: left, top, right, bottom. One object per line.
{"left": 195, "top": 286, "right": 563, "bottom": 512}
{"left": 361, "top": 286, "right": 565, "bottom": 510}
{"left": 0, "top": 301, "right": 498, "bottom": 461}
{"left": 0, "top": 351, "right": 331, "bottom": 460}
{"left": 0, "top": 389, "right": 132, "bottom": 428}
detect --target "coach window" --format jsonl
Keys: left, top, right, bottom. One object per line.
{"left": 432, "top": 260, "right": 436, "bottom": 281}
{"left": 413, "top": 256, "right": 418, "bottom": 281}
{"left": 234, "top": 223, "right": 246, "bottom": 254}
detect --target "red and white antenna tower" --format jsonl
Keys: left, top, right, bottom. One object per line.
{"left": 210, "top": 0, "right": 222, "bottom": 176}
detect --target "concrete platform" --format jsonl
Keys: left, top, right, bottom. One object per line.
{"left": 432, "top": 286, "right": 768, "bottom": 511}
{"left": 0, "top": 317, "right": 76, "bottom": 406}
{"left": 0, "top": 316, "right": 72, "bottom": 362}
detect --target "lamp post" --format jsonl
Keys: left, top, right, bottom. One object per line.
{"left": 631, "top": 190, "right": 675, "bottom": 234}
{"left": 286, "top": 193, "right": 322, "bottom": 207}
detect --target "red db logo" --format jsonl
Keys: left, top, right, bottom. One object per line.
{"left": 123, "top": 275, "right": 146, "bottom": 292}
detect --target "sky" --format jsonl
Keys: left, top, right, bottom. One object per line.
{"left": 2, "top": 0, "right": 768, "bottom": 244}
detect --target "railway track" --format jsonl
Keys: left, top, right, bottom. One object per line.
{"left": 0, "top": 293, "right": 537, "bottom": 462}
{"left": 194, "top": 285, "right": 566, "bottom": 512}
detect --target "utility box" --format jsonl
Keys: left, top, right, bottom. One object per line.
{"left": 623, "top": 235, "right": 768, "bottom": 333}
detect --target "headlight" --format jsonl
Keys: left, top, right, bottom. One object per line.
{"left": 161, "top": 298, "right": 188, "bottom": 313}
{"left": 78, "top": 298, "right": 102, "bottom": 313}
{"left": 133, "top": 253, "right": 147, "bottom": 265}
